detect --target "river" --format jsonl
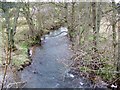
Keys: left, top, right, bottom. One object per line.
{"left": 21, "top": 27, "right": 91, "bottom": 88}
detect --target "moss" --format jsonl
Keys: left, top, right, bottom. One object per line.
{"left": 12, "top": 42, "right": 29, "bottom": 67}
{"left": 0, "top": 58, "right": 2, "bottom": 65}
{"left": 88, "top": 35, "right": 94, "bottom": 41}
{"left": 21, "top": 42, "right": 29, "bottom": 49}
{"left": 79, "top": 66, "right": 91, "bottom": 72}
{"left": 96, "top": 64, "right": 116, "bottom": 81}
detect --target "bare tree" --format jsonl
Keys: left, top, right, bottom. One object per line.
{"left": 111, "top": 1, "right": 117, "bottom": 62}
{"left": 116, "top": 2, "right": 120, "bottom": 88}
{"left": 92, "top": 2, "right": 97, "bottom": 53}
{"left": 1, "top": 2, "right": 20, "bottom": 89}
{"left": 68, "top": 2, "right": 75, "bottom": 43}
{"left": 64, "top": 3, "right": 68, "bottom": 25}
{"left": 22, "top": 2, "right": 35, "bottom": 40}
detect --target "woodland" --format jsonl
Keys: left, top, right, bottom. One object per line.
{"left": 0, "top": 0, "right": 120, "bottom": 89}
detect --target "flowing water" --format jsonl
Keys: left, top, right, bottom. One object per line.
{"left": 21, "top": 27, "right": 91, "bottom": 88}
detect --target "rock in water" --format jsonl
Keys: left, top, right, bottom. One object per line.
{"left": 29, "top": 49, "right": 32, "bottom": 57}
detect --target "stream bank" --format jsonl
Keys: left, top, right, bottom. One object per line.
{"left": 0, "top": 27, "right": 109, "bottom": 89}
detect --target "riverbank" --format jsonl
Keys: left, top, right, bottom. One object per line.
{"left": 20, "top": 27, "right": 93, "bottom": 88}
{"left": 0, "top": 27, "right": 68, "bottom": 88}
{"left": 0, "top": 27, "right": 108, "bottom": 89}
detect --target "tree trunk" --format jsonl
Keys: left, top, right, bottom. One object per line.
{"left": 112, "top": 1, "right": 117, "bottom": 62}
{"left": 96, "top": 2, "right": 101, "bottom": 41}
{"left": 92, "top": 2, "right": 97, "bottom": 52}
{"left": 22, "top": 3, "right": 35, "bottom": 39}
{"left": 116, "top": 2, "right": 120, "bottom": 89}
{"left": 1, "top": 9, "right": 12, "bottom": 89}
{"left": 11, "top": 6, "right": 19, "bottom": 50}
{"left": 83, "top": 2, "right": 90, "bottom": 43}
{"left": 117, "top": 17, "right": 120, "bottom": 89}
{"left": 64, "top": 3, "right": 68, "bottom": 24}
{"left": 68, "top": 2, "right": 75, "bottom": 43}
{"left": 36, "top": 6, "right": 44, "bottom": 44}
{"left": 92, "top": 2, "right": 101, "bottom": 53}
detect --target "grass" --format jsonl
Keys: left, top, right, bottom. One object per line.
{"left": 0, "top": 30, "right": 4, "bottom": 65}
{"left": 0, "top": 15, "right": 58, "bottom": 68}
{"left": 0, "top": 12, "right": 66, "bottom": 69}
{"left": 12, "top": 41, "right": 29, "bottom": 67}
{"left": 11, "top": 24, "right": 30, "bottom": 67}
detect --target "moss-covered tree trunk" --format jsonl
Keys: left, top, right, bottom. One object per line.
{"left": 11, "top": 6, "right": 19, "bottom": 50}
{"left": 91, "top": 2, "right": 102, "bottom": 62}
{"left": 112, "top": 1, "right": 117, "bottom": 62}
{"left": 92, "top": 2, "right": 97, "bottom": 53}
{"left": 64, "top": 3, "right": 68, "bottom": 24}
{"left": 68, "top": 2, "right": 75, "bottom": 43}
{"left": 1, "top": 3, "right": 21, "bottom": 88}
{"left": 116, "top": 2, "right": 120, "bottom": 88}
{"left": 22, "top": 3, "right": 35, "bottom": 39}
{"left": 2, "top": 2, "right": 20, "bottom": 51}
{"left": 36, "top": 5, "right": 44, "bottom": 44}
{"left": 1, "top": 8, "right": 11, "bottom": 89}
{"left": 117, "top": 17, "right": 120, "bottom": 89}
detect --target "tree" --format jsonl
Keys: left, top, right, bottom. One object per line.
{"left": 1, "top": 2, "right": 20, "bottom": 88}
{"left": 116, "top": 2, "right": 120, "bottom": 88}
{"left": 117, "top": 15, "right": 120, "bottom": 89}
{"left": 64, "top": 3, "right": 68, "bottom": 24}
{"left": 92, "top": 2, "right": 97, "bottom": 53}
{"left": 111, "top": 1, "right": 117, "bottom": 62}
{"left": 21, "top": 2, "right": 35, "bottom": 40}
{"left": 35, "top": 3, "right": 44, "bottom": 44}
{"left": 1, "top": 2, "right": 20, "bottom": 51}
{"left": 68, "top": 2, "right": 75, "bottom": 43}
{"left": 91, "top": 2, "right": 102, "bottom": 55}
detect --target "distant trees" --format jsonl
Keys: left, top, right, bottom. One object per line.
{"left": 21, "top": 2, "right": 35, "bottom": 40}
{"left": 67, "top": 1, "right": 119, "bottom": 88}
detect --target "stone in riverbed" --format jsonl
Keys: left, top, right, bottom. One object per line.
{"left": 18, "top": 65, "right": 23, "bottom": 71}
{"left": 24, "top": 60, "right": 31, "bottom": 66}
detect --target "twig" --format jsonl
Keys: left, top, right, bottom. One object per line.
{"left": 109, "top": 77, "right": 120, "bottom": 85}
{"left": 6, "top": 81, "right": 27, "bottom": 88}
{"left": 1, "top": 64, "right": 8, "bottom": 90}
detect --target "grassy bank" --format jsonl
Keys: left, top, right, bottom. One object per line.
{"left": 0, "top": 14, "right": 63, "bottom": 70}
